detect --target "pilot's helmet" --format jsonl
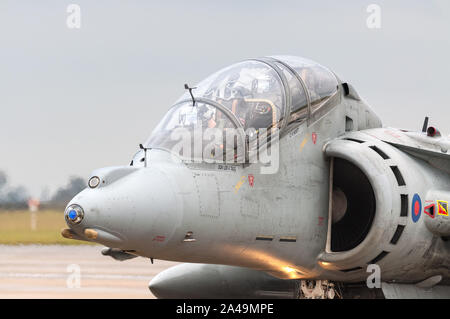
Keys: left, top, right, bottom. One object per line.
{"left": 230, "top": 85, "right": 252, "bottom": 100}
{"left": 245, "top": 101, "right": 273, "bottom": 130}
{"left": 222, "top": 73, "right": 240, "bottom": 100}
{"left": 197, "top": 104, "right": 216, "bottom": 126}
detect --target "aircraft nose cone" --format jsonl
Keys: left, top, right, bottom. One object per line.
{"left": 64, "top": 165, "right": 182, "bottom": 250}
{"left": 64, "top": 195, "right": 126, "bottom": 247}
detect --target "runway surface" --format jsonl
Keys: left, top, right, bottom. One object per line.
{"left": 0, "top": 245, "right": 179, "bottom": 299}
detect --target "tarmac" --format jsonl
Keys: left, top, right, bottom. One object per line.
{"left": 0, "top": 245, "right": 179, "bottom": 299}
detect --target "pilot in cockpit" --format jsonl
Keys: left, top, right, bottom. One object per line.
{"left": 244, "top": 102, "right": 273, "bottom": 130}
{"left": 203, "top": 72, "right": 278, "bottom": 132}
{"left": 229, "top": 85, "right": 253, "bottom": 127}
{"left": 226, "top": 79, "right": 275, "bottom": 131}
{"left": 197, "top": 105, "right": 217, "bottom": 129}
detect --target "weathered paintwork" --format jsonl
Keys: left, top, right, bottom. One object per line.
{"left": 64, "top": 56, "right": 450, "bottom": 298}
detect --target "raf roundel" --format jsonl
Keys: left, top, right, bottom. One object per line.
{"left": 411, "top": 193, "right": 422, "bottom": 223}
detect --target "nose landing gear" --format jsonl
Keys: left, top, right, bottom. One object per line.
{"left": 298, "top": 280, "right": 341, "bottom": 299}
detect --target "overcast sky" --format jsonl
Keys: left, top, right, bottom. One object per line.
{"left": 1, "top": 1, "right": 449, "bottom": 196}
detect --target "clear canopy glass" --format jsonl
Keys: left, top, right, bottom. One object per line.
{"left": 272, "top": 55, "right": 339, "bottom": 113}
{"left": 176, "top": 60, "right": 286, "bottom": 129}
{"left": 145, "top": 56, "right": 339, "bottom": 160}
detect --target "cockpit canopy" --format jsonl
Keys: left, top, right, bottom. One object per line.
{"left": 145, "top": 56, "right": 339, "bottom": 160}
{"left": 177, "top": 60, "right": 286, "bottom": 129}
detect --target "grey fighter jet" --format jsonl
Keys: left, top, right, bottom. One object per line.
{"left": 62, "top": 56, "right": 450, "bottom": 299}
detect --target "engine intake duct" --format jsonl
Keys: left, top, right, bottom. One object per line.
{"left": 318, "top": 138, "right": 401, "bottom": 271}
{"left": 331, "top": 158, "right": 376, "bottom": 252}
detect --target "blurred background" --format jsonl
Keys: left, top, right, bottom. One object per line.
{"left": 0, "top": 171, "right": 84, "bottom": 244}
{"left": 1, "top": 0, "right": 449, "bottom": 245}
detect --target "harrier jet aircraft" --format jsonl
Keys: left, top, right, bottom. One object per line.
{"left": 62, "top": 56, "right": 450, "bottom": 299}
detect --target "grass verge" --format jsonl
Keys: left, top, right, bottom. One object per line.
{"left": 0, "top": 210, "right": 94, "bottom": 245}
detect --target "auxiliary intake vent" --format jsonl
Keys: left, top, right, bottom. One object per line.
{"left": 369, "top": 145, "right": 390, "bottom": 160}
{"left": 389, "top": 225, "right": 405, "bottom": 245}
{"left": 400, "top": 195, "right": 408, "bottom": 217}
{"left": 340, "top": 266, "right": 363, "bottom": 273}
{"left": 370, "top": 251, "right": 389, "bottom": 264}
{"left": 391, "top": 166, "right": 406, "bottom": 186}
{"left": 344, "top": 138, "right": 364, "bottom": 144}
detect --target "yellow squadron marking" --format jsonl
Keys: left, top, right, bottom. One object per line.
{"left": 299, "top": 137, "right": 308, "bottom": 152}
{"left": 234, "top": 176, "right": 247, "bottom": 193}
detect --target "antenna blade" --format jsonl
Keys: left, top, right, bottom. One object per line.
{"left": 422, "top": 116, "right": 429, "bottom": 133}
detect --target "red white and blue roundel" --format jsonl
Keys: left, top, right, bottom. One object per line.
{"left": 411, "top": 193, "right": 422, "bottom": 223}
